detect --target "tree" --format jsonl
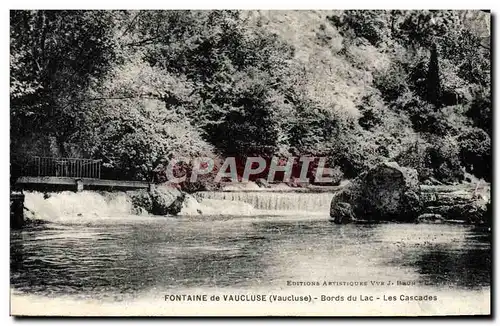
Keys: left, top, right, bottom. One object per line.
{"left": 425, "top": 43, "right": 442, "bottom": 109}
{"left": 10, "top": 10, "right": 118, "bottom": 178}
{"left": 124, "top": 10, "right": 300, "bottom": 157}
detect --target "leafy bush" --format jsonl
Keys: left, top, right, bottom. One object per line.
{"left": 424, "top": 136, "right": 464, "bottom": 184}
{"left": 328, "top": 10, "right": 390, "bottom": 47}
{"left": 395, "top": 135, "right": 464, "bottom": 184}
{"left": 373, "top": 63, "right": 409, "bottom": 102}
{"left": 458, "top": 128, "right": 491, "bottom": 181}
{"left": 357, "top": 93, "right": 387, "bottom": 130}
{"left": 328, "top": 126, "right": 382, "bottom": 179}
{"left": 466, "top": 87, "right": 491, "bottom": 136}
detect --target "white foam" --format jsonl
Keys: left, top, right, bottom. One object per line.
{"left": 195, "top": 191, "right": 335, "bottom": 213}
{"left": 24, "top": 191, "right": 136, "bottom": 223}
{"left": 23, "top": 190, "right": 333, "bottom": 223}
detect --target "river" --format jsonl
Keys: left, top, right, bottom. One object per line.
{"left": 10, "top": 191, "right": 491, "bottom": 316}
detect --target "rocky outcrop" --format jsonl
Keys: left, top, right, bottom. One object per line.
{"left": 128, "top": 189, "right": 153, "bottom": 214}
{"left": 150, "top": 185, "right": 185, "bottom": 215}
{"left": 330, "top": 162, "right": 491, "bottom": 225}
{"left": 329, "top": 202, "right": 355, "bottom": 224}
{"left": 419, "top": 186, "right": 490, "bottom": 225}
{"left": 330, "top": 162, "right": 421, "bottom": 224}
{"left": 422, "top": 202, "right": 487, "bottom": 224}
{"left": 128, "top": 185, "right": 185, "bottom": 216}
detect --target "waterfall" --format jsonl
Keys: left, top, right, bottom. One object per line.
{"left": 23, "top": 191, "right": 139, "bottom": 223}
{"left": 194, "top": 191, "right": 335, "bottom": 213}
{"left": 23, "top": 190, "right": 337, "bottom": 222}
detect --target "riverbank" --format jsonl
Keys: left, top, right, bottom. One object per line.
{"left": 329, "top": 162, "right": 491, "bottom": 226}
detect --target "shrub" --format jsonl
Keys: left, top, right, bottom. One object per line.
{"left": 373, "top": 63, "right": 409, "bottom": 102}
{"left": 395, "top": 135, "right": 464, "bottom": 184}
{"left": 466, "top": 87, "right": 491, "bottom": 136}
{"left": 329, "top": 127, "right": 381, "bottom": 179}
{"left": 328, "top": 11, "right": 390, "bottom": 47}
{"left": 357, "top": 94, "right": 386, "bottom": 130}
{"left": 403, "top": 101, "right": 449, "bottom": 135}
{"left": 458, "top": 128, "right": 491, "bottom": 181}
{"left": 424, "top": 136, "right": 464, "bottom": 184}
{"left": 394, "top": 139, "right": 433, "bottom": 182}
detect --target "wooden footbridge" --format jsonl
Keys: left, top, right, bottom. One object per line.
{"left": 16, "top": 156, "right": 150, "bottom": 191}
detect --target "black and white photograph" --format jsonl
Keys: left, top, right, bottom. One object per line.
{"left": 9, "top": 8, "right": 492, "bottom": 316}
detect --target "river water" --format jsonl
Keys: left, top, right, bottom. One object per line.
{"left": 10, "top": 191, "right": 491, "bottom": 316}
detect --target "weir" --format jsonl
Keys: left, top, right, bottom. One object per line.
{"left": 22, "top": 189, "right": 338, "bottom": 223}
{"left": 23, "top": 191, "right": 137, "bottom": 222}
{"left": 194, "top": 191, "right": 336, "bottom": 213}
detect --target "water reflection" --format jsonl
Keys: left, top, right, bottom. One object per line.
{"left": 408, "top": 229, "right": 491, "bottom": 289}
{"left": 11, "top": 218, "right": 491, "bottom": 300}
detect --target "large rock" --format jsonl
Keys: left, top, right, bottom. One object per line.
{"left": 150, "top": 185, "right": 185, "bottom": 215}
{"left": 128, "top": 189, "right": 153, "bottom": 214}
{"left": 330, "top": 202, "right": 355, "bottom": 224}
{"left": 128, "top": 185, "right": 185, "bottom": 216}
{"left": 330, "top": 162, "right": 421, "bottom": 223}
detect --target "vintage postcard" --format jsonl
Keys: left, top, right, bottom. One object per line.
{"left": 10, "top": 9, "right": 491, "bottom": 317}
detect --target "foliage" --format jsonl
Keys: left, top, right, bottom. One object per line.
{"left": 328, "top": 10, "right": 391, "bottom": 47}
{"left": 466, "top": 87, "right": 491, "bottom": 136}
{"left": 395, "top": 135, "right": 464, "bottom": 184}
{"left": 10, "top": 10, "right": 117, "bottom": 149}
{"left": 10, "top": 10, "right": 491, "bottom": 185}
{"left": 395, "top": 10, "right": 462, "bottom": 48}
{"left": 373, "top": 62, "right": 409, "bottom": 103}
{"left": 425, "top": 135, "right": 464, "bottom": 184}
{"left": 458, "top": 128, "right": 491, "bottom": 181}
{"left": 425, "top": 43, "right": 442, "bottom": 108}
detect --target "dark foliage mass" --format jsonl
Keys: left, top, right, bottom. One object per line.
{"left": 10, "top": 10, "right": 491, "bottom": 185}
{"left": 426, "top": 43, "right": 442, "bottom": 109}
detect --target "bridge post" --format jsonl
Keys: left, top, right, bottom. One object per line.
{"left": 10, "top": 192, "right": 25, "bottom": 229}
{"left": 76, "top": 179, "right": 84, "bottom": 192}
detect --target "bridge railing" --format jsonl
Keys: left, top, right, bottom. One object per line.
{"left": 27, "top": 157, "right": 102, "bottom": 179}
